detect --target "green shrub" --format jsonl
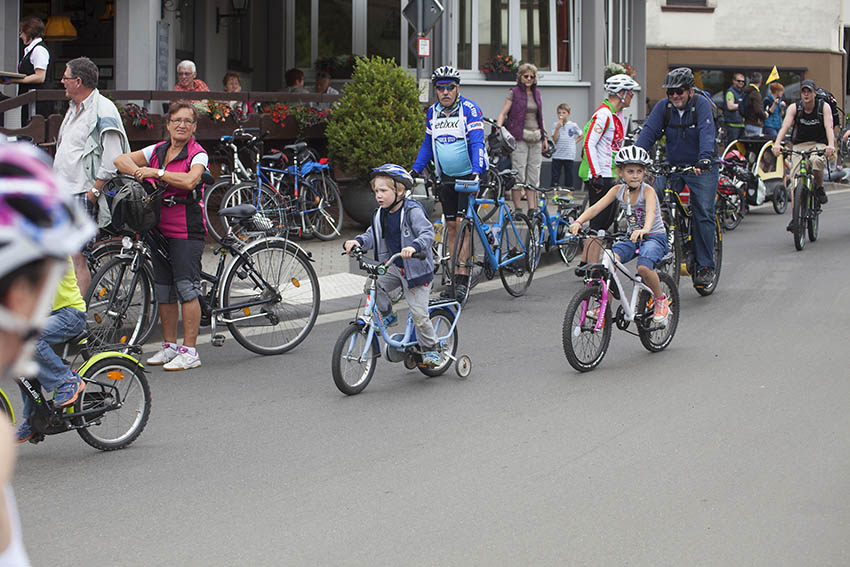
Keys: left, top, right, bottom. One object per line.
{"left": 326, "top": 56, "right": 424, "bottom": 180}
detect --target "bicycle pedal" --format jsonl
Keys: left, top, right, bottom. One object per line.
{"left": 211, "top": 334, "right": 226, "bottom": 347}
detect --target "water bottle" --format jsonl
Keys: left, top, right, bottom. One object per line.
{"left": 490, "top": 224, "right": 501, "bottom": 246}
{"left": 482, "top": 223, "right": 495, "bottom": 247}
{"left": 433, "top": 219, "right": 443, "bottom": 244}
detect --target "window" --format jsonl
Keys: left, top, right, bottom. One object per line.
{"left": 367, "top": 0, "right": 400, "bottom": 61}
{"left": 605, "top": 0, "right": 632, "bottom": 65}
{"left": 293, "top": 0, "right": 311, "bottom": 68}
{"left": 455, "top": 0, "right": 576, "bottom": 77}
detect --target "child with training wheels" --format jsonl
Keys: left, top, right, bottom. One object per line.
{"left": 343, "top": 165, "right": 442, "bottom": 367}
{"left": 568, "top": 146, "right": 671, "bottom": 323}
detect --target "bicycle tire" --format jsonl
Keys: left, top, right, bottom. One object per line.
{"left": 222, "top": 239, "right": 319, "bottom": 355}
{"left": 498, "top": 213, "right": 534, "bottom": 297}
{"left": 74, "top": 357, "right": 151, "bottom": 451}
{"left": 562, "top": 285, "right": 612, "bottom": 372}
{"left": 0, "top": 389, "right": 14, "bottom": 423}
{"left": 87, "top": 239, "right": 124, "bottom": 275}
{"left": 450, "top": 218, "right": 478, "bottom": 305}
{"left": 418, "top": 308, "right": 459, "bottom": 377}
{"left": 792, "top": 183, "right": 806, "bottom": 251}
{"left": 432, "top": 218, "right": 448, "bottom": 279}
{"left": 302, "top": 173, "right": 343, "bottom": 241}
{"left": 203, "top": 178, "right": 235, "bottom": 244}
{"left": 332, "top": 322, "right": 378, "bottom": 395}
{"left": 528, "top": 214, "right": 544, "bottom": 271}
{"left": 638, "top": 273, "right": 680, "bottom": 352}
{"left": 695, "top": 220, "right": 723, "bottom": 296}
{"left": 807, "top": 191, "right": 819, "bottom": 242}
{"left": 221, "top": 181, "right": 290, "bottom": 241}
{"left": 476, "top": 166, "right": 502, "bottom": 222}
{"left": 556, "top": 212, "right": 580, "bottom": 264}
{"left": 661, "top": 206, "right": 682, "bottom": 286}
{"left": 719, "top": 193, "right": 743, "bottom": 230}
{"left": 771, "top": 182, "right": 788, "bottom": 214}
{"left": 85, "top": 256, "right": 157, "bottom": 351}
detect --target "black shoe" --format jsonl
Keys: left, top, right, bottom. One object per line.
{"left": 816, "top": 186, "right": 828, "bottom": 204}
{"left": 454, "top": 283, "right": 468, "bottom": 303}
{"left": 439, "top": 287, "right": 454, "bottom": 299}
{"left": 694, "top": 266, "right": 714, "bottom": 287}
{"left": 786, "top": 220, "right": 797, "bottom": 233}
{"left": 574, "top": 262, "right": 588, "bottom": 277}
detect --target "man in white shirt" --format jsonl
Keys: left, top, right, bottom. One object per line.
{"left": 54, "top": 56, "right": 130, "bottom": 295}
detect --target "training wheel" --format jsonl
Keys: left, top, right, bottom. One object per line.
{"left": 455, "top": 355, "right": 472, "bottom": 378}
{"left": 404, "top": 353, "right": 418, "bottom": 370}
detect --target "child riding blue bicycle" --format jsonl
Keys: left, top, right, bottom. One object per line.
{"left": 343, "top": 164, "right": 441, "bottom": 367}
{"left": 569, "top": 146, "right": 671, "bottom": 324}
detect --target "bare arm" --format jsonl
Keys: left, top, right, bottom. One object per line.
{"left": 12, "top": 67, "right": 46, "bottom": 85}
{"left": 572, "top": 186, "right": 619, "bottom": 231}
{"left": 114, "top": 150, "right": 149, "bottom": 175}
{"left": 495, "top": 98, "right": 512, "bottom": 127}
{"left": 772, "top": 103, "right": 797, "bottom": 154}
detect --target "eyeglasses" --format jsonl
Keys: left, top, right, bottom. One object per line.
{"left": 60, "top": 75, "right": 79, "bottom": 82}
{"left": 734, "top": 79, "right": 745, "bottom": 84}
{"left": 522, "top": 74, "right": 536, "bottom": 79}
{"left": 169, "top": 118, "right": 196, "bottom": 125}
{"left": 435, "top": 84, "right": 457, "bottom": 93}
{"left": 666, "top": 88, "right": 686, "bottom": 96}
{"left": 177, "top": 71, "right": 194, "bottom": 76}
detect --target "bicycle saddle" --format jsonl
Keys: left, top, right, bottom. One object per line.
{"left": 217, "top": 204, "right": 257, "bottom": 219}
{"left": 284, "top": 142, "right": 307, "bottom": 152}
{"left": 261, "top": 152, "right": 285, "bottom": 164}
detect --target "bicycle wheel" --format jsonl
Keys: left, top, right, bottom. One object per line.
{"left": 203, "top": 178, "right": 235, "bottom": 244}
{"left": 450, "top": 218, "right": 478, "bottom": 305}
{"left": 562, "top": 285, "right": 612, "bottom": 372}
{"left": 807, "top": 191, "right": 819, "bottom": 242}
{"left": 498, "top": 213, "right": 534, "bottom": 297}
{"left": 0, "top": 389, "right": 14, "bottom": 423}
{"left": 302, "top": 173, "right": 343, "bottom": 240}
{"left": 719, "top": 193, "right": 743, "bottom": 230}
{"left": 418, "top": 308, "right": 458, "bottom": 377}
{"left": 695, "top": 221, "right": 723, "bottom": 297}
{"left": 432, "top": 219, "right": 448, "bottom": 278}
{"left": 87, "top": 239, "right": 124, "bottom": 275}
{"left": 476, "top": 167, "right": 502, "bottom": 222}
{"left": 222, "top": 239, "right": 319, "bottom": 355}
{"left": 222, "top": 181, "right": 289, "bottom": 240}
{"left": 332, "top": 322, "right": 378, "bottom": 395}
{"left": 660, "top": 207, "right": 682, "bottom": 286}
{"left": 528, "top": 214, "right": 544, "bottom": 271}
{"left": 771, "top": 181, "right": 788, "bottom": 214}
{"left": 637, "top": 273, "right": 680, "bottom": 352}
{"left": 74, "top": 357, "right": 151, "bottom": 451}
{"left": 85, "top": 256, "right": 156, "bottom": 350}
{"left": 792, "top": 183, "right": 806, "bottom": 251}
{"left": 556, "top": 211, "right": 580, "bottom": 264}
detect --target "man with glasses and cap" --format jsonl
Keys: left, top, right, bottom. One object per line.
{"left": 636, "top": 66, "right": 719, "bottom": 289}
{"left": 724, "top": 72, "right": 747, "bottom": 143}
{"left": 771, "top": 79, "right": 834, "bottom": 232}
{"left": 411, "top": 65, "right": 487, "bottom": 302}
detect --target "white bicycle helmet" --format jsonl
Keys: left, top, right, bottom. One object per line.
{"left": 605, "top": 74, "right": 641, "bottom": 95}
{"left": 431, "top": 65, "right": 461, "bottom": 85}
{"left": 615, "top": 145, "right": 652, "bottom": 167}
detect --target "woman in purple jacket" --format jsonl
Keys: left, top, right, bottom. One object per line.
{"left": 496, "top": 63, "right": 549, "bottom": 214}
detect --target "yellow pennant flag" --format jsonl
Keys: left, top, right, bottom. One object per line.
{"left": 766, "top": 65, "right": 780, "bottom": 84}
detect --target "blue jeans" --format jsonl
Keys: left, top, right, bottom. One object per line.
{"left": 612, "top": 233, "right": 669, "bottom": 270}
{"left": 668, "top": 166, "right": 718, "bottom": 270}
{"left": 764, "top": 126, "right": 779, "bottom": 138}
{"left": 744, "top": 124, "right": 763, "bottom": 137}
{"left": 21, "top": 307, "right": 87, "bottom": 419}
{"left": 726, "top": 125, "right": 744, "bottom": 144}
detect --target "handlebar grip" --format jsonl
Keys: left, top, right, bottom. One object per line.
{"left": 411, "top": 251, "right": 427, "bottom": 260}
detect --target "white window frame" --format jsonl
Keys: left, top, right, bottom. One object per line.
{"left": 452, "top": 0, "right": 580, "bottom": 83}
{"left": 606, "top": 0, "right": 632, "bottom": 65}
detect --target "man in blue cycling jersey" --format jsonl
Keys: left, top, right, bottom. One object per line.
{"left": 411, "top": 65, "right": 487, "bottom": 301}
{"left": 636, "top": 66, "right": 718, "bottom": 289}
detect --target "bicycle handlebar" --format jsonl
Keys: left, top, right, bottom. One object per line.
{"left": 345, "top": 246, "right": 428, "bottom": 275}
{"left": 650, "top": 163, "right": 697, "bottom": 176}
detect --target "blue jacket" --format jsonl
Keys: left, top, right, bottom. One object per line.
{"left": 637, "top": 94, "right": 716, "bottom": 165}
{"left": 354, "top": 198, "right": 435, "bottom": 288}
{"left": 412, "top": 95, "right": 487, "bottom": 177}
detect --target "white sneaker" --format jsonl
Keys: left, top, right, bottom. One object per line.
{"left": 163, "top": 348, "right": 201, "bottom": 371}
{"left": 147, "top": 344, "right": 178, "bottom": 366}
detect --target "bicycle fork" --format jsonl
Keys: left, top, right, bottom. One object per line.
{"left": 579, "top": 279, "right": 609, "bottom": 332}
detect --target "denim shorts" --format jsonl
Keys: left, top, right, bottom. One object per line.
{"left": 611, "top": 233, "right": 669, "bottom": 270}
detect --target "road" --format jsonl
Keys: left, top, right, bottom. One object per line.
{"left": 12, "top": 191, "right": 850, "bottom": 566}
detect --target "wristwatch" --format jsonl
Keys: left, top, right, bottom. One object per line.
{"left": 157, "top": 168, "right": 165, "bottom": 179}
{"left": 90, "top": 187, "right": 101, "bottom": 198}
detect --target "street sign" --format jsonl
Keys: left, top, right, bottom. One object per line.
{"left": 402, "top": 0, "right": 444, "bottom": 35}
{"left": 417, "top": 37, "right": 431, "bottom": 58}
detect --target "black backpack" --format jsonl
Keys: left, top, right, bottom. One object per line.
{"left": 795, "top": 88, "right": 842, "bottom": 129}
{"left": 103, "top": 175, "right": 162, "bottom": 234}
{"left": 663, "top": 87, "right": 722, "bottom": 137}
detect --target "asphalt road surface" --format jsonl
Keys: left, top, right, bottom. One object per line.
{"left": 12, "top": 191, "right": 850, "bottom": 566}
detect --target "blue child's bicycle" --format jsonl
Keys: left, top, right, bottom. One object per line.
{"left": 332, "top": 248, "right": 472, "bottom": 395}
{"left": 525, "top": 184, "right": 583, "bottom": 267}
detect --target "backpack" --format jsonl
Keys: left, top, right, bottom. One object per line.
{"left": 663, "top": 87, "right": 722, "bottom": 134}
{"left": 103, "top": 175, "right": 162, "bottom": 234}
{"left": 795, "top": 88, "right": 842, "bottom": 130}
{"left": 738, "top": 89, "right": 755, "bottom": 121}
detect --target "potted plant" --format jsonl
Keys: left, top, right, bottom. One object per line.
{"left": 481, "top": 54, "right": 520, "bottom": 81}
{"left": 604, "top": 61, "right": 637, "bottom": 80}
{"left": 325, "top": 55, "right": 424, "bottom": 226}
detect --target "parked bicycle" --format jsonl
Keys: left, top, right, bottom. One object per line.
{"left": 450, "top": 179, "right": 537, "bottom": 304}
{"left": 526, "top": 184, "right": 583, "bottom": 267}
{"left": 715, "top": 159, "right": 749, "bottom": 231}
{"left": 651, "top": 163, "right": 723, "bottom": 295}
{"left": 0, "top": 333, "right": 150, "bottom": 451}
{"left": 780, "top": 147, "right": 826, "bottom": 251}
{"left": 86, "top": 193, "right": 320, "bottom": 355}
{"left": 562, "top": 229, "right": 679, "bottom": 372}
{"left": 332, "top": 248, "right": 471, "bottom": 395}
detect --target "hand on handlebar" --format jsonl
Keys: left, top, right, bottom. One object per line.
{"left": 568, "top": 220, "right": 583, "bottom": 236}
{"left": 400, "top": 246, "right": 417, "bottom": 259}
{"left": 825, "top": 145, "right": 835, "bottom": 158}
{"left": 342, "top": 239, "right": 360, "bottom": 255}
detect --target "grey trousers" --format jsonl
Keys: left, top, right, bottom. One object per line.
{"left": 375, "top": 264, "right": 438, "bottom": 350}
{"left": 513, "top": 139, "right": 543, "bottom": 186}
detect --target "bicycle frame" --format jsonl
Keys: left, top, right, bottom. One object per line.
{"left": 534, "top": 190, "right": 578, "bottom": 248}
{"left": 460, "top": 185, "right": 528, "bottom": 271}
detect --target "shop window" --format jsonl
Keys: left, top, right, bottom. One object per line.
{"left": 368, "top": 0, "right": 401, "bottom": 62}
{"left": 521, "top": 0, "right": 550, "bottom": 70}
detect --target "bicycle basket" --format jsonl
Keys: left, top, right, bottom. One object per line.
{"left": 103, "top": 175, "right": 162, "bottom": 234}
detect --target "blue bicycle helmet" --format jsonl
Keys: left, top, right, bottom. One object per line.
{"left": 370, "top": 164, "right": 414, "bottom": 191}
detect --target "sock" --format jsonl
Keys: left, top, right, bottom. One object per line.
{"left": 164, "top": 341, "right": 178, "bottom": 351}
{"left": 183, "top": 346, "right": 197, "bottom": 356}
{"left": 456, "top": 274, "right": 469, "bottom": 286}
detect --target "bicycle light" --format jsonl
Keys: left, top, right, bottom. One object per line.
{"left": 121, "top": 236, "right": 133, "bottom": 250}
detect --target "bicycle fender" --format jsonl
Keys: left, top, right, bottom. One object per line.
{"left": 77, "top": 351, "right": 144, "bottom": 376}
{"left": 240, "top": 236, "right": 315, "bottom": 262}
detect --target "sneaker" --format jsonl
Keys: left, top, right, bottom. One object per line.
{"left": 15, "top": 421, "right": 33, "bottom": 444}
{"left": 694, "top": 266, "right": 715, "bottom": 287}
{"left": 786, "top": 220, "right": 797, "bottom": 233}
{"left": 816, "top": 186, "right": 828, "bottom": 204}
{"left": 421, "top": 351, "right": 442, "bottom": 368}
{"left": 439, "top": 287, "right": 453, "bottom": 299}
{"left": 147, "top": 343, "right": 178, "bottom": 366}
{"left": 163, "top": 347, "right": 201, "bottom": 371}
{"left": 54, "top": 373, "right": 85, "bottom": 407}
{"left": 381, "top": 311, "right": 398, "bottom": 327}
{"left": 652, "top": 295, "right": 670, "bottom": 323}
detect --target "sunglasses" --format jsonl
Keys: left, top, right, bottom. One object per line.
{"left": 522, "top": 74, "right": 536, "bottom": 79}
{"left": 435, "top": 84, "right": 457, "bottom": 92}
{"left": 666, "top": 88, "right": 686, "bottom": 96}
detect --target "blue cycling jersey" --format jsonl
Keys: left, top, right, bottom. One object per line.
{"left": 412, "top": 95, "right": 487, "bottom": 178}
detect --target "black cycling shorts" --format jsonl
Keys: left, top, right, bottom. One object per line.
{"left": 438, "top": 173, "right": 477, "bottom": 221}
{"left": 585, "top": 177, "right": 618, "bottom": 231}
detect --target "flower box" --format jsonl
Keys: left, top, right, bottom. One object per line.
{"left": 484, "top": 71, "right": 516, "bottom": 82}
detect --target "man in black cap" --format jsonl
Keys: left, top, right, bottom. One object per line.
{"left": 771, "top": 79, "right": 834, "bottom": 232}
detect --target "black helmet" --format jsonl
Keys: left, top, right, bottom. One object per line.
{"left": 661, "top": 67, "right": 695, "bottom": 89}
